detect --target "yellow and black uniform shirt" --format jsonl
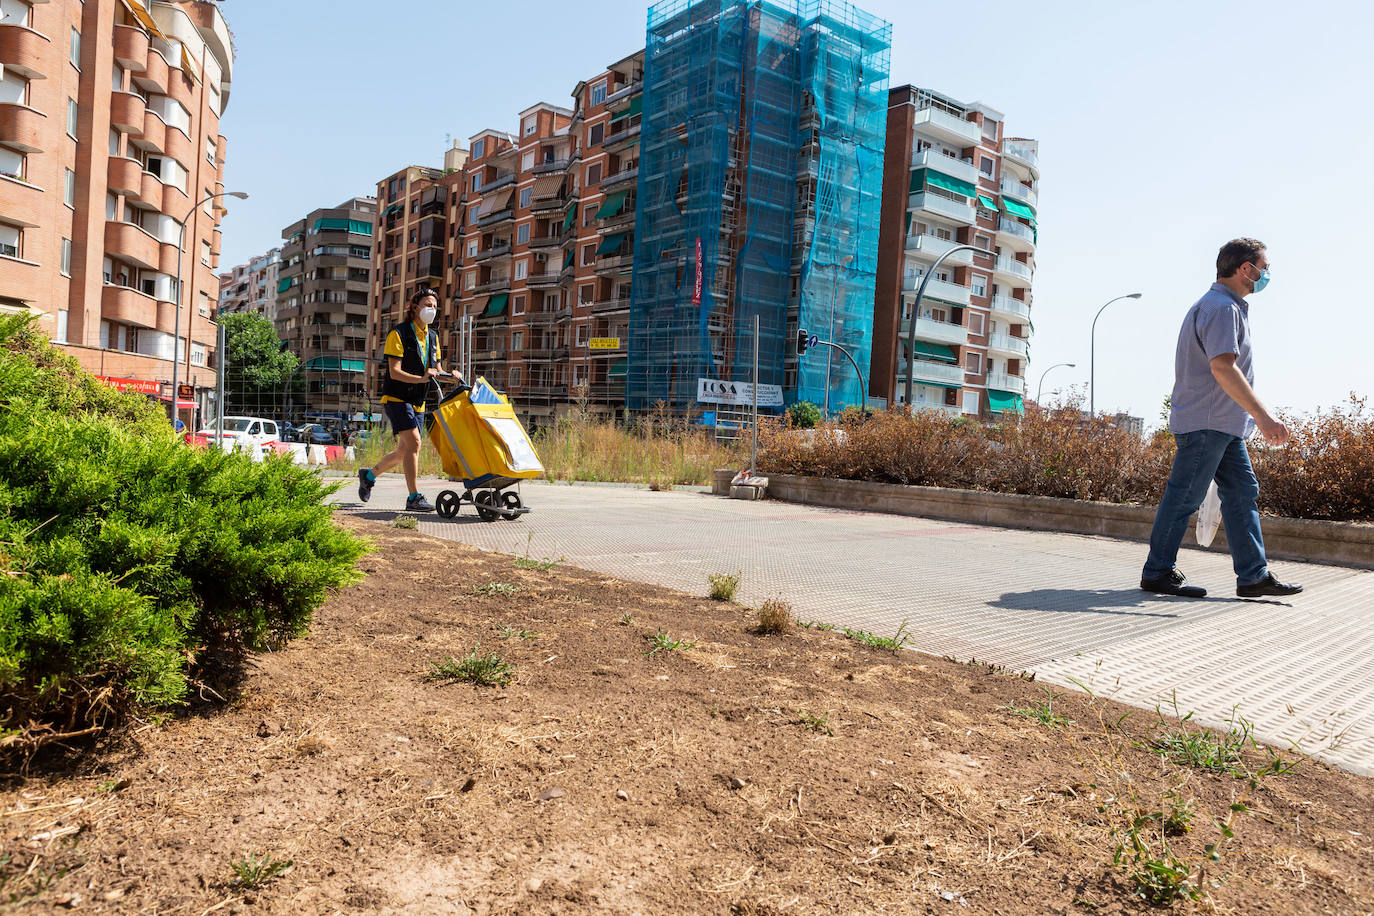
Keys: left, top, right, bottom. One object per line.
{"left": 381, "top": 323, "right": 442, "bottom": 412}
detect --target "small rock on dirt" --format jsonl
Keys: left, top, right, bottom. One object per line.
{"left": 538, "top": 786, "right": 565, "bottom": 801}
{"left": 526, "top": 878, "right": 543, "bottom": 893}
{"left": 255, "top": 720, "right": 280, "bottom": 738}
{"left": 615, "top": 790, "right": 629, "bottom": 801}
{"left": 729, "top": 777, "right": 746, "bottom": 790}
{"left": 460, "top": 776, "right": 477, "bottom": 792}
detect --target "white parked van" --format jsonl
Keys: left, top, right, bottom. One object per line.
{"left": 198, "top": 417, "right": 281, "bottom": 452}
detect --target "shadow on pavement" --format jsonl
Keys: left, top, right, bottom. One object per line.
{"left": 988, "top": 588, "right": 1201, "bottom": 618}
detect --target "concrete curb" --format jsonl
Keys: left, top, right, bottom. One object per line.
{"left": 713, "top": 470, "right": 1374, "bottom": 570}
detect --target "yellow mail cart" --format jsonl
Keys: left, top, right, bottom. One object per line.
{"left": 425, "top": 377, "right": 543, "bottom": 521}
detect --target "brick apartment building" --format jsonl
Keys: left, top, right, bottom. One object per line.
{"left": 873, "top": 85, "right": 1039, "bottom": 419}
{"left": 0, "top": 0, "right": 233, "bottom": 425}
{"left": 274, "top": 197, "right": 376, "bottom": 425}
{"left": 216, "top": 246, "right": 280, "bottom": 320}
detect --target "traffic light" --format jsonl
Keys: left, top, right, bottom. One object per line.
{"left": 796, "top": 328, "right": 810, "bottom": 355}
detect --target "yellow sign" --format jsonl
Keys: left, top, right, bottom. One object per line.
{"left": 589, "top": 337, "right": 621, "bottom": 350}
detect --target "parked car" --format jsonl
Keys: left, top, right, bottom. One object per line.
{"left": 281, "top": 421, "right": 302, "bottom": 443}
{"left": 305, "top": 426, "right": 337, "bottom": 446}
{"left": 197, "top": 417, "right": 281, "bottom": 451}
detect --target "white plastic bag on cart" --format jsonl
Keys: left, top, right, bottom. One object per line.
{"left": 1196, "top": 480, "right": 1221, "bottom": 547}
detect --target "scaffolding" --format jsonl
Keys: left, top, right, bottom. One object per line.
{"left": 626, "top": 0, "right": 890, "bottom": 413}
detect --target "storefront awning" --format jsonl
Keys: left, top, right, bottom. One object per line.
{"left": 157, "top": 395, "right": 197, "bottom": 409}
{"left": 595, "top": 190, "right": 629, "bottom": 219}
{"left": 1001, "top": 198, "right": 1036, "bottom": 222}
{"left": 596, "top": 233, "right": 627, "bottom": 256}
{"left": 911, "top": 341, "right": 957, "bottom": 363}
{"left": 482, "top": 293, "right": 509, "bottom": 318}
{"left": 988, "top": 389, "right": 1025, "bottom": 414}
{"left": 977, "top": 194, "right": 999, "bottom": 212}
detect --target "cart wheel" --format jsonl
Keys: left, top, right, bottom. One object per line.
{"left": 436, "top": 490, "right": 461, "bottom": 519}
{"left": 501, "top": 491, "right": 522, "bottom": 520}
{"left": 474, "top": 490, "right": 499, "bottom": 522}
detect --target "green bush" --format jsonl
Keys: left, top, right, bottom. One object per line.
{"left": 0, "top": 316, "right": 365, "bottom": 747}
{"left": 787, "top": 401, "right": 822, "bottom": 429}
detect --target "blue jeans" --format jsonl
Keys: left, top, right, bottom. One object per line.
{"left": 1142, "top": 429, "right": 1269, "bottom": 586}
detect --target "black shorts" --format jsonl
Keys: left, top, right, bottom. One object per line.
{"left": 384, "top": 400, "right": 422, "bottom": 434}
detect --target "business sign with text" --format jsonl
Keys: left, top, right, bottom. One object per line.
{"left": 697, "top": 378, "right": 783, "bottom": 408}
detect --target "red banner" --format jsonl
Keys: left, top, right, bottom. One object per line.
{"left": 693, "top": 237, "right": 702, "bottom": 307}
{"left": 96, "top": 375, "right": 161, "bottom": 396}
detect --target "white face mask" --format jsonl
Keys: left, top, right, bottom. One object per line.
{"left": 418, "top": 305, "right": 437, "bottom": 325}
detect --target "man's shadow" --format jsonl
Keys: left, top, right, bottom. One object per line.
{"left": 986, "top": 588, "right": 1282, "bottom": 619}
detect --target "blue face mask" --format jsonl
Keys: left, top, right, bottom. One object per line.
{"left": 1250, "top": 265, "right": 1270, "bottom": 294}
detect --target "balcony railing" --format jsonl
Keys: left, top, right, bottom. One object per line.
{"left": 473, "top": 276, "right": 511, "bottom": 294}
{"left": 529, "top": 232, "right": 561, "bottom": 249}
{"left": 1003, "top": 141, "right": 1039, "bottom": 170}
{"left": 910, "top": 148, "right": 980, "bottom": 186}
{"left": 472, "top": 243, "right": 512, "bottom": 262}
{"left": 601, "top": 166, "right": 639, "bottom": 190}
{"left": 987, "top": 332, "right": 1030, "bottom": 358}
{"left": 603, "top": 122, "right": 642, "bottom": 147}
{"left": 986, "top": 371, "right": 1026, "bottom": 394}
{"left": 999, "top": 179, "right": 1037, "bottom": 207}
{"left": 904, "top": 234, "right": 973, "bottom": 263}
{"left": 532, "top": 157, "right": 571, "bottom": 176}
{"left": 909, "top": 191, "right": 975, "bottom": 225}
{"left": 604, "top": 81, "right": 642, "bottom": 107}
{"left": 995, "top": 257, "right": 1033, "bottom": 283}
{"left": 912, "top": 106, "right": 981, "bottom": 145}
{"left": 900, "top": 359, "right": 965, "bottom": 386}
{"left": 526, "top": 270, "right": 561, "bottom": 287}
{"left": 989, "top": 296, "right": 1031, "bottom": 321}
{"left": 902, "top": 275, "right": 971, "bottom": 306}
{"left": 996, "top": 218, "right": 1035, "bottom": 245}
{"left": 912, "top": 316, "right": 968, "bottom": 346}
{"left": 477, "top": 172, "right": 516, "bottom": 193}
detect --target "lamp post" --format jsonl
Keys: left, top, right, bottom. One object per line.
{"left": 902, "top": 245, "right": 995, "bottom": 409}
{"left": 1035, "top": 361, "right": 1076, "bottom": 404}
{"left": 171, "top": 189, "right": 248, "bottom": 431}
{"left": 824, "top": 254, "right": 854, "bottom": 415}
{"left": 1089, "top": 292, "right": 1143, "bottom": 416}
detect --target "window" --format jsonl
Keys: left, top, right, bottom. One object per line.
{"left": 521, "top": 150, "right": 535, "bottom": 170}
{"left": 60, "top": 238, "right": 71, "bottom": 275}
{"left": 512, "top": 331, "right": 524, "bottom": 351}
{"left": 69, "top": 27, "right": 80, "bottom": 69}
{"left": 108, "top": 128, "right": 120, "bottom": 156}
{"left": 575, "top": 324, "right": 588, "bottom": 346}
{"left": 509, "top": 366, "right": 522, "bottom": 387}
{"left": 965, "top": 351, "right": 981, "bottom": 375}
{"left": 523, "top": 115, "right": 537, "bottom": 136}
{"left": 586, "top": 163, "right": 602, "bottom": 186}
{"left": 589, "top": 123, "right": 604, "bottom": 146}
{"left": 198, "top": 291, "right": 209, "bottom": 317}
{"left": 468, "top": 205, "right": 479, "bottom": 224}
{"left": 514, "top": 259, "right": 527, "bottom": 281}
{"left": 519, "top": 187, "right": 532, "bottom": 208}
{"left": 590, "top": 81, "right": 606, "bottom": 105}
{"left": 963, "top": 390, "right": 980, "bottom": 415}
{"left": 582, "top": 204, "right": 596, "bottom": 226}
{"left": 0, "top": 223, "right": 19, "bottom": 258}
{"left": 472, "top": 139, "right": 485, "bottom": 159}
{"left": 968, "top": 312, "right": 984, "bottom": 335}
{"left": 512, "top": 294, "right": 525, "bottom": 315}
{"left": 67, "top": 98, "right": 78, "bottom": 138}
{"left": 581, "top": 243, "right": 595, "bottom": 266}
{"left": 465, "top": 270, "right": 476, "bottom": 290}
{"left": 981, "top": 116, "right": 1000, "bottom": 139}
{"left": 200, "top": 240, "right": 211, "bottom": 265}
{"left": 579, "top": 284, "right": 594, "bottom": 306}
{"left": 974, "top": 233, "right": 990, "bottom": 249}
{"left": 971, "top": 275, "right": 987, "bottom": 298}
{"left": 206, "top": 138, "right": 217, "bottom": 163}
{"left": 573, "top": 363, "right": 586, "bottom": 386}
{"left": 467, "top": 240, "right": 478, "bottom": 257}
{"left": 55, "top": 310, "right": 69, "bottom": 343}
{"left": 191, "top": 342, "right": 206, "bottom": 366}
{"left": 0, "top": 146, "right": 22, "bottom": 179}
{"left": 61, "top": 168, "right": 76, "bottom": 207}
{"left": 979, "top": 156, "right": 994, "bottom": 177}
{"left": 516, "top": 223, "right": 530, "bottom": 244}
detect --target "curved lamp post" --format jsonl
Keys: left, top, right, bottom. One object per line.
{"left": 1089, "top": 292, "right": 1142, "bottom": 416}
{"left": 1035, "top": 361, "right": 1076, "bottom": 404}
{"left": 171, "top": 189, "right": 248, "bottom": 430}
{"left": 902, "top": 244, "right": 995, "bottom": 409}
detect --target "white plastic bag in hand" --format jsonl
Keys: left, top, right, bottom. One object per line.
{"left": 1196, "top": 480, "right": 1221, "bottom": 547}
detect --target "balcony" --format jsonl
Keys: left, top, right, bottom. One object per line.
{"left": 138, "top": 170, "right": 164, "bottom": 209}
{"left": 604, "top": 122, "right": 641, "bottom": 149}
{"left": 532, "top": 157, "right": 571, "bottom": 176}
{"left": 529, "top": 232, "right": 561, "bottom": 249}
{"left": 910, "top": 148, "right": 980, "bottom": 186}
{"left": 101, "top": 283, "right": 159, "bottom": 329}
{"left": 901, "top": 359, "right": 965, "bottom": 387}
{"left": 162, "top": 123, "right": 193, "bottom": 164}
{"left": 0, "top": 103, "right": 44, "bottom": 154}
{"left": 0, "top": 24, "right": 51, "bottom": 79}
{"left": 474, "top": 276, "right": 511, "bottom": 295}
{"left": 600, "top": 207, "right": 636, "bottom": 232}
{"left": 112, "top": 24, "right": 148, "bottom": 71}
{"left": 996, "top": 218, "right": 1036, "bottom": 252}
{"left": 989, "top": 296, "right": 1031, "bottom": 322}
{"left": 1000, "top": 179, "right": 1037, "bottom": 208}
{"left": 138, "top": 109, "right": 166, "bottom": 153}
{"left": 595, "top": 253, "right": 633, "bottom": 274}
{"left": 530, "top": 195, "right": 566, "bottom": 214}
{"left": 902, "top": 275, "right": 971, "bottom": 307}
{"left": 987, "top": 332, "right": 1030, "bottom": 358}
{"left": 911, "top": 316, "right": 967, "bottom": 346}
{"left": 526, "top": 270, "right": 562, "bottom": 288}
{"left": 904, "top": 234, "right": 973, "bottom": 264}
{"left": 987, "top": 371, "right": 1027, "bottom": 395}
{"left": 136, "top": 48, "right": 169, "bottom": 95}
{"left": 593, "top": 296, "right": 632, "bottom": 313}
{"left": 477, "top": 208, "right": 514, "bottom": 228}
{"left": 108, "top": 155, "right": 143, "bottom": 198}
{"left": 601, "top": 166, "right": 639, "bottom": 190}
{"left": 472, "top": 242, "right": 512, "bottom": 262}
{"left": 909, "top": 191, "right": 975, "bottom": 225}
{"left": 605, "top": 81, "right": 642, "bottom": 108}
{"left": 994, "top": 257, "right": 1033, "bottom": 284}
{"left": 0, "top": 174, "right": 42, "bottom": 227}
{"left": 1002, "top": 141, "right": 1039, "bottom": 177}
{"left": 104, "top": 220, "right": 161, "bottom": 269}
{"left": 478, "top": 172, "right": 516, "bottom": 193}
{"left": 912, "top": 106, "right": 981, "bottom": 146}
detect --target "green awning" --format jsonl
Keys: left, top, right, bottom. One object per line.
{"left": 916, "top": 168, "right": 976, "bottom": 198}
{"left": 988, "top": 389, "right": 1025, "bottom": 414}
{"left": 911, "top": 341, "right": 957, "bottom": 363}
{"left": 596, "top": 190, "right": 629, "bottom": 219}
{"left": 313, "top": 218, "right": 373, "bottom": 236}
{"left": 609, "top": 95, "right": 642, "bottom": 123}
{"left": 562, "top": 206, "right": 576, "bottom": 232}
{"left": 914, "top": 380, "right": 963, "bottom": 390}
{"left": 482, "top": 293, "right": 509, "bottom": 318}
{"left": 904, "top": 212, "right": 911, "bottom": 235}
{"left": 1001, "top": 198, "right": 1036, "bottom": 222}
{"left": 608, "top": 358, "right": 628, "bottom": 379}
{"left": 305, "top": 357, "right": 365, "bottom": 372}
{"left": 977, "top": 195, "right": 998, "bottom": 212}
{"left": 596, "top": 233, "right": 627, "bottom": 256}
{"left": 563, "top": 250, "right": 575, "bottom": 268}
{"left": 382, "top": 203, "right": 402, "bottom": 217}
{"left": 277, "top": 276, "right": 294, "bottom": 293}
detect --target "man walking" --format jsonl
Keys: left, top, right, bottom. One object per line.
{"left": 1140, "top": 238, "right": 1302, "bottom": 599}
{"left": 357, "top": 288, "right": 447, "bottom": 512}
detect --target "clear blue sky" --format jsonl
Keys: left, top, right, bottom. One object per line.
{"left": 217, "top": 0, "right": 1374, "bottom": 422}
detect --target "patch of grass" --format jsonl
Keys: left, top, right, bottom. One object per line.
{"left": 708, "top": 571, "right": 741, "bottom": 602}
{"left": 644, "top": 629, "right": 696, "bottom": 656}
{"left": 230, "top": 853, "right": 293, "bottom": 889}
{"left": 942, "top": 655, "right": 1036, "bottom": 681}
{"left": 472, "top": 582, "right": 520, "bottom": 597}
{"left": 1146, "top": 698, "right": 1296, "bottom": 780}
{"left": 391, "top": 514, "right": 418, "bottom": 530}
{"left": 1001, "top": 687, "right": 1074, "bottom": 729}
{"left": 841, "top": 620, "right": 912, "bottom": 653}
{"left": 616, "top": 612, "right": 634, "bottom": 626}
{"left": 797, "top": 619, "right": 835, "bottom": 631}
{"left": 756, "top": 598, "right": 791, "bottom": 635}
{"left": 426, "top": 649, "right": 516, "bottom": 687}
{"left": 1161, "top": 789, "right": 1195, "bottom": 835}
{"left": 797, "top": 709, "right": 833, "bottom": 736}
{"left": 513, "top": 556, "right": 559, "bottom": 570}
{"left": 497, "top": 625, "right": 539, "bottom": 640}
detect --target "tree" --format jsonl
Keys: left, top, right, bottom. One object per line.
{"left": 219, "top": 313, "right": 299, "bottom": 416}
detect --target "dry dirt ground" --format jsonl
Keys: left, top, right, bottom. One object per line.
{"left": 3, "top": 517, "right": 1372, "bottom": 915}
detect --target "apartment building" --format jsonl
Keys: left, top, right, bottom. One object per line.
{"left": 275, "top": 196, "right": 375, "bottom": 424}
{"left": 216, "top": 246, "right": 280, "bottom": 320}
{"left": 625, "top": 0, "right": 890, "bottom": 414}
{"left": 873, "top": 85, "right": 1039, "bottom": 419}
{"left": 0, "top": 0, "right": 233, "bottom": 424}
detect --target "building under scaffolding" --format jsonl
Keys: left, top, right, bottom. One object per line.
{"left": 626, "top": 0, "right": 890, "bottom": 413}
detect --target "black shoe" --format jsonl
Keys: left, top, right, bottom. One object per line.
{"left": 357, "top": 469, "right": 374, "bottom": 502}
{"left": 1141, "top": 568, "right": 1207, "bottom": 598}
{"left": 406, "top": 493, "right": 434, "bottom": 513}
{"left": 1237, "top": 573, "right": 1303, "bottom": 598}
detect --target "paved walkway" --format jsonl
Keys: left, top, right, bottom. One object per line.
{"left": 336, "top": 475, "right": 1374, "bottom": 775}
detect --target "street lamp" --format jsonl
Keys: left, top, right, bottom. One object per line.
{"left": 1089, "top": 292, "right": 1142, "bottom": 416}
{"left": 170, "top": 190, "right": 248, "bottom": 431}
{"left": 1035, "top": 362, "right": 1076, "bottom": 404}
{"left": 824, "top": 254, "right": 854, "bottom": 415}
{"left": 902, "top": 245, "right": 995, "bottom": 409}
